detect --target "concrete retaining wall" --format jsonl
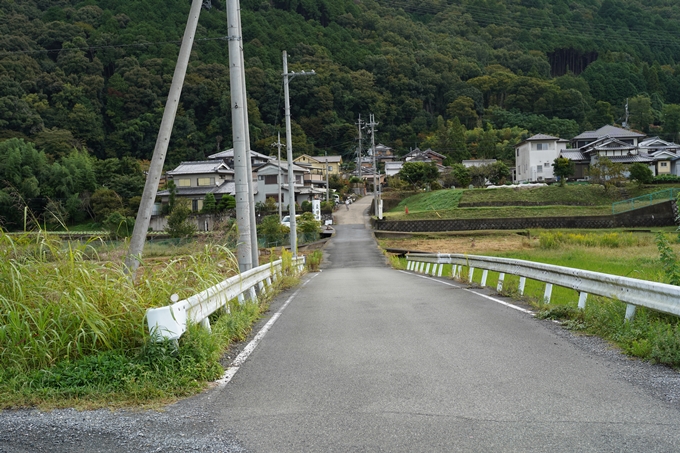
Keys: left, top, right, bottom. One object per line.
{"left": 373, "top": 201, "right": 677, "bottom": 232}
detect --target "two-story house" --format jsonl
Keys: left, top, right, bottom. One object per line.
{"left": 157, "top": 161, "right": 235, "bottom": 212}
{"left": 293, "top": 154, "right": 343, "bottom": 189}
{"left": 253, "top": 160, "right": 323, "bottom": 208}
{"left": 514, "top": 134, "right": 569, "bottom": 183}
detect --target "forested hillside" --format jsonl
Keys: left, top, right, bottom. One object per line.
{"left": 3, "top": 0, "right": 680, "bottom": 227}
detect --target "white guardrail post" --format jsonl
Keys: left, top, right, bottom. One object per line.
{"left": 405, "top": 253, "right": 680, "bottom": 323}
{"left": 146, "top": 256, "right": 306, "bottom": 341}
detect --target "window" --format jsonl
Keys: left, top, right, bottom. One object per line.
{"left": 264, "top": 175, "right": 278, "bottom": 185}
{"left": 197, "top": 177, "right": 214, "bottom": 186}
{"left": 537, "top": 165, "right": 543, "bottom": 173}
{"left": 192, "top": 199, "right": 203, "bottom": 212}
{"left": 266, "top": 193, "right": 280, "bottom": 202}
{"left": 535, "top": 143, "right": 550, "bottom": 150}
{"left": 177, "top": 178, "right": 191, "bottom": 187}
{"left": 661, "top": 162, "right": 668, "bottom": 167}
{"left": 516, "top": 149, "right": 519, "bottom": 157}
{"left": 296, "top": 175, "right": 303, "bottom": 184}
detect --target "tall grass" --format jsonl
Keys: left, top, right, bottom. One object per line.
{"left": 538, "top": 231, "right": 648, "bottom": 249}
{"left": 0, "top": 230, "right": 277, "bottom": 408}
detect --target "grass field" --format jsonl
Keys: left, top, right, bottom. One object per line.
{"left": 384, "top": 184, "right": 680, "bottom": 221}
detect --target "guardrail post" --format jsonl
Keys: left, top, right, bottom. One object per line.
{"left": 518, "top": 277, "right": 526, "bottom": 295}
{"left": 543, "top": 283, "right": 553, "bottom": 304}
{"left": 578, "top": 292, "right": 588, "bottom": 309}
{"left": 420, "top": 262, "right": 425, "bottom": 273}
{"left": 437, "top": 264, "right": 443, "bottom": 277}
{"left": 249, "top": 286, "right": 257, "bottom": 302}
{"left": 456, "top": 265, "right": 461, "bottom": 279}
{"left": 425, "top": 263, "right": 431, "bottom": 275}
{"left": 468, "top": 267, "right": 475, "bottom": 283}
{"left": 481, "top": 269, "right": 488, "bottom": 287}
{"left": 266, "top": 276, "right": 272, "bottom": 287}
{"left": 451, "top": 265, "right": 457, "bottom": 278}
{"left": 238, "top": 293, "right": 245, "bottom": 305}
{"left": 199, "top": 317, "right": 211, "bottom": 333}
{"left": 625, "top": 304, "right": 637, "bottom": 322}
{"left": 496, "top": 273, "right": 505, "bottom": 292}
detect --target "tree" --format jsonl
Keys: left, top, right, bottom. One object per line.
{"left": 201, "top": 193, "right": 217, "bottom": 213}
{"left": 553, "top": 157, "right": 575, "bottom": 186}
{"left": 488, "top": 161, "right": 511, "bottom": 185}
{"left": 587, "top": 157, "right": 625, "bottom": 191}
{"left": 165, "top": 200, "right": 196, "bottom": 238}
{"left": 398, "top": 162, "right": 440, "bottom": 189}
{"left": 447, "top": 96, "right": 477, "bottom": 129}
{"left": 628, "top": 162, "right": 653, "bottom": 186}
{"left": 628, "top": 95, "right": 654, "bottom": 133}
{"left": 90, "top": 188, "right": 124, "bottom": 222}
{"left": 218, "top": 194, "right": 236, "bottom": 211}
{"left": 662, "top": 104, "right": 680, "bottom": 142}
{"left": 449, "top": 163, "right": 471, "bottom": 188}
{"left": 585, "top": 101, "right": 614, "bottom": 129}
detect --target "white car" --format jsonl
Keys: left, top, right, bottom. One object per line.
{"left": 280, "top": 215, "right": 300, "bottom": 228}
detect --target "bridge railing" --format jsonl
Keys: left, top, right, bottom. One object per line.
{"left": 612, "top": 188, "right": 680, "bottom": 214}
{"left": 406, "top": 252, "right": 680, "bottom": 322}
{"left": 146, "top": 256, "right": 305, "bottom": 341}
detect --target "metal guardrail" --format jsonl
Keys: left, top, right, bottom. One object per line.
{"left": 146, "top": 256, "right": 306, "bottom": 341}
{"left": 612, "top": 188, "right": 680, "bottom": 214}
{"left": 406, "top": 253, "right": 680, "bottom": 321}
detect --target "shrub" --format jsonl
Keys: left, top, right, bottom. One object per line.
{"left": 103, "top": 211, "right": 135, "bottom": 239}
{"left": 165, "top": 200, "right": 196, "bottom": 238}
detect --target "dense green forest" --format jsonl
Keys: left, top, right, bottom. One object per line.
{"left": 3, "top": 0, "right": 680, "bottom": 227}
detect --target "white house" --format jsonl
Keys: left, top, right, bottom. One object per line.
{"left": 514, "top": 134, "right": 569, "bottom": 183}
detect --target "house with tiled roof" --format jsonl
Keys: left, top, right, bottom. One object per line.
{"left": 514, "top": 134, "right": 569, "bottom": 183}
{"left": 571, "top": 125, "right": 645, "bottom": 149}
{"left": 403, "top": 147, "right": 446, "bottom": 164}
{"left": 157, "top": 161, "right": 236, "bottom": 212}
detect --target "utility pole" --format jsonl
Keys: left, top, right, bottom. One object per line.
{"left": 356, "top": 114, "right": 364, "bottom": 182}
{"left": 234, "top": 0, "right": 259, "bottom": 267}
{"left": 282, "top": 51, "right": 315, "bottom": 257}
{"left": 124, "top": 0, "right": 203, "bottom": 278}
{"left": 368, "top": 113, "right": 379, "bottom": 212}
{"left": 325, "top": 150, "right": 329, "bottom": 202}
{"left": 271, "top": 132, "right": 284, "bottom": 221}
{"left": 227, "top": 0, "right": 252, "bottom": 271}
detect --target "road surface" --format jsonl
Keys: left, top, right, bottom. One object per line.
{"left": 3, "top": 195, "right": 680, "bottom": 452}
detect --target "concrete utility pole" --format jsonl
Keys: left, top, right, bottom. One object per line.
{"left": 227, "top": 0, "right": 252, "bottom": 271}
{"left": 271, "top": 132, "right": 284, "bottom": 221}
{"left": 282, "top": 51, "right": 315, "bottom": 257}
{"left": 356, "top": 115, "right": 364, "bottom": 181}
{"left": 124, "top": 0, "right": 203, "bottom": 278}
{"left": 234, "top": 0, "right": 259, "bottom": 266}
{"left": 368, "top": 113, "right": 379, "bottom": 211}
{"left": 325, "top": 150, "right": 329, "bottom": 202}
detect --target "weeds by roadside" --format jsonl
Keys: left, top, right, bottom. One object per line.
{"left": 0, "top": 230, "right": 291, "bottom": 409}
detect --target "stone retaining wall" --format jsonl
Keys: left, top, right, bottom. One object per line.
{"left": 373, "top": 201, "right": 677, "bottom": 232}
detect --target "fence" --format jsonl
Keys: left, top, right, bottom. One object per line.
{"left": 405, "top": 252, "right": 680, "bottom": 322}
{"left": 612, "top": 188, "right": 680, "bottom": 214}
{"left": 146, "top": 256, "right": 306, "bottom": 341}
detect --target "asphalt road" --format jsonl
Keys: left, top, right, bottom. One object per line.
{"left": 3, "top": 195, "right": 680, "bottom": 452}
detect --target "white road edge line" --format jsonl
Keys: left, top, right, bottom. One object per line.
{"left": 398, "top": 270, "right": 535, "bottom": 315}
{"left": 216, "top": 272, "right": 320, "bottom": 387}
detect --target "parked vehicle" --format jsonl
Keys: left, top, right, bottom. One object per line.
{"left": 280, "top": 215, "right": 300, "bottom": 228}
